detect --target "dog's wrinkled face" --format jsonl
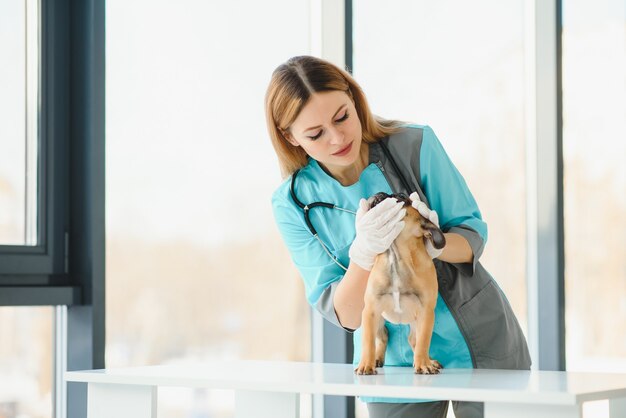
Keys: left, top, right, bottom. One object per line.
{"left": 367, "top": 192, "right": 446, "bottom": 249}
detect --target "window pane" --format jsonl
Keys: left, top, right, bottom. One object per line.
{"left": 0, "top": 0, "right": 39, "bottom": 246}
{"left": 563, "top": 0, "right": 626, "bottom": 372}
{"left": 0, "top": 307, "right": 53, "bottom": 418}
{"left": 105, "top": 1, "right": 311, "bottom": 417}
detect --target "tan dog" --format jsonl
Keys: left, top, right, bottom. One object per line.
{"left": 355, "top": 192, "right": 446, "bottom": 375}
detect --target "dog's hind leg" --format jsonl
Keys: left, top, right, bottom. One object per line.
{"left": 375, "top": 321, "right": 388, "bottom": 367}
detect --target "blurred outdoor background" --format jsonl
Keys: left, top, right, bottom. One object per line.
{"left": 0, "top": 0, "right": 624, "bottom": 417}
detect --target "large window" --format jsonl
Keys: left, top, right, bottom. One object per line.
{"left": 563, "top": 0, "right": 626, "bottom": 373}
{"left": 106, "top": 1, "right": 312, "bottom": 416}
{"left": 1, "top": 1, "right": 621, "bottom": 416}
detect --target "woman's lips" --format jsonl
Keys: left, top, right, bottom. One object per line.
{"left": 332, "top": 142, "right": 353, "bottom": 156}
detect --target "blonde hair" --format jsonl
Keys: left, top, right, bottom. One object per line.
{"left": 265, "top": 56, "right": 403, "bottom": 177}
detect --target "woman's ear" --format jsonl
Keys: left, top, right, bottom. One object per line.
{"left": 282, "top": 129, "right": 300, "bottom": 147}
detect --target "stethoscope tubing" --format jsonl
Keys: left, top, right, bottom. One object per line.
{"left": 289, "top": 170, "right": 356, "bottom": 271}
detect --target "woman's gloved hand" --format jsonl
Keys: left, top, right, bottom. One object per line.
{"left": 409, "top": 192, "right": 444, "bottom": 259}
{"left": 349, "top": 197, "right": 406, "bottom": 271}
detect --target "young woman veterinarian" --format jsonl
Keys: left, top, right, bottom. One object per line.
{"left": 266, "top": 55, "right": 531, "bottom": 418}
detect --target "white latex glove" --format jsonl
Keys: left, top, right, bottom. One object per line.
{"left": 348, "top": 197, "right": 406, "bottom": 271}
{"left": 409, "top": 192, "right": 444, "bottom": 259}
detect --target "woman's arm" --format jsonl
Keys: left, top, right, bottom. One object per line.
{"left": 438, "top": 232, "right": 473, "bottom": 264}
{"left": 333, "top": 262, "right": 370, "bottom": 330}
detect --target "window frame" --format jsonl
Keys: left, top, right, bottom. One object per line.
{"left": 524, "top": 0, "right": 566, "bottom": 371}
{"left": 0, "top": 1, "right": 105, "bottom": 417}
{"left": 0, "top": 0, "right": 68, "bottom": 287}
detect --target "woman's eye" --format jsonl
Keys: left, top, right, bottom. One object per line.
{"left": 306, "top": 111, "right": 348, "bottom": 140}
{"left": 336, "top": 111, "right": 349, "bottom": 122}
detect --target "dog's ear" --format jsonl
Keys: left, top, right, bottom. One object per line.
{"left": 422, "top": 221, "right": 446, "bottom": 250}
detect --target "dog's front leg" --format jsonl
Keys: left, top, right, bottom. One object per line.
{"left": 411, "top": 305, "right": 442, "bottom": 374}
{"left": 355, "top": 305, "right": 380, "bottom": 375}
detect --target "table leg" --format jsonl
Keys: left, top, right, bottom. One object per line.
{"left": 485, "top": 402, "right": 581, "bottom": 418}
{"left": 609, "top": 397, "right": 626, "bottom": 418}
{"left": 88, "top": 383, "right": 157, "bottom": 418}
{"left": 235, "top": 390, "right": 300, "bottom": 418}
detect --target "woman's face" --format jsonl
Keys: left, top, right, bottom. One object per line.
{"left": 286, "top": 90, "right": 363, "bottom": 174}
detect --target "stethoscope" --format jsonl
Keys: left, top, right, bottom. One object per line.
{"left": 289, "top": 140, "right": 415, "bottom": 271}
{"left": 289, "top": 172, "right": 357, "bottom": 271}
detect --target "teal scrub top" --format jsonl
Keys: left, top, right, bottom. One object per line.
{"left": 272, "top": 125, "right": 480, "bottom": 403}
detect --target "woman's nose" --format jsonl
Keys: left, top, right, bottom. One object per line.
{"left": 327, "top": 125, "right": 344, "bottom": 144}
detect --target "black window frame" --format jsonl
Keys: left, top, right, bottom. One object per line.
{"left": 0, "top": 0, "right": 106, "bottom": 304}
{"left": 0, "top": 0, "right": 68, "bottom": 289}
{"left": 0, "top": 0, "right": 105, "bottom": 417}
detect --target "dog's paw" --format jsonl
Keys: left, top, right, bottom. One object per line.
{"left": 375, "top": 358, "right": 385, "bottom": 368}
{"left": 413, "top": 358, "right": 443, "bottom": 375}
{"left": 355, "top": 362, "right": 378, "bottom": 375}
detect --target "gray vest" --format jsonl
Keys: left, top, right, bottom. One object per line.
{"left": 369, "top": 128, "right": 532, "bottom": 370}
